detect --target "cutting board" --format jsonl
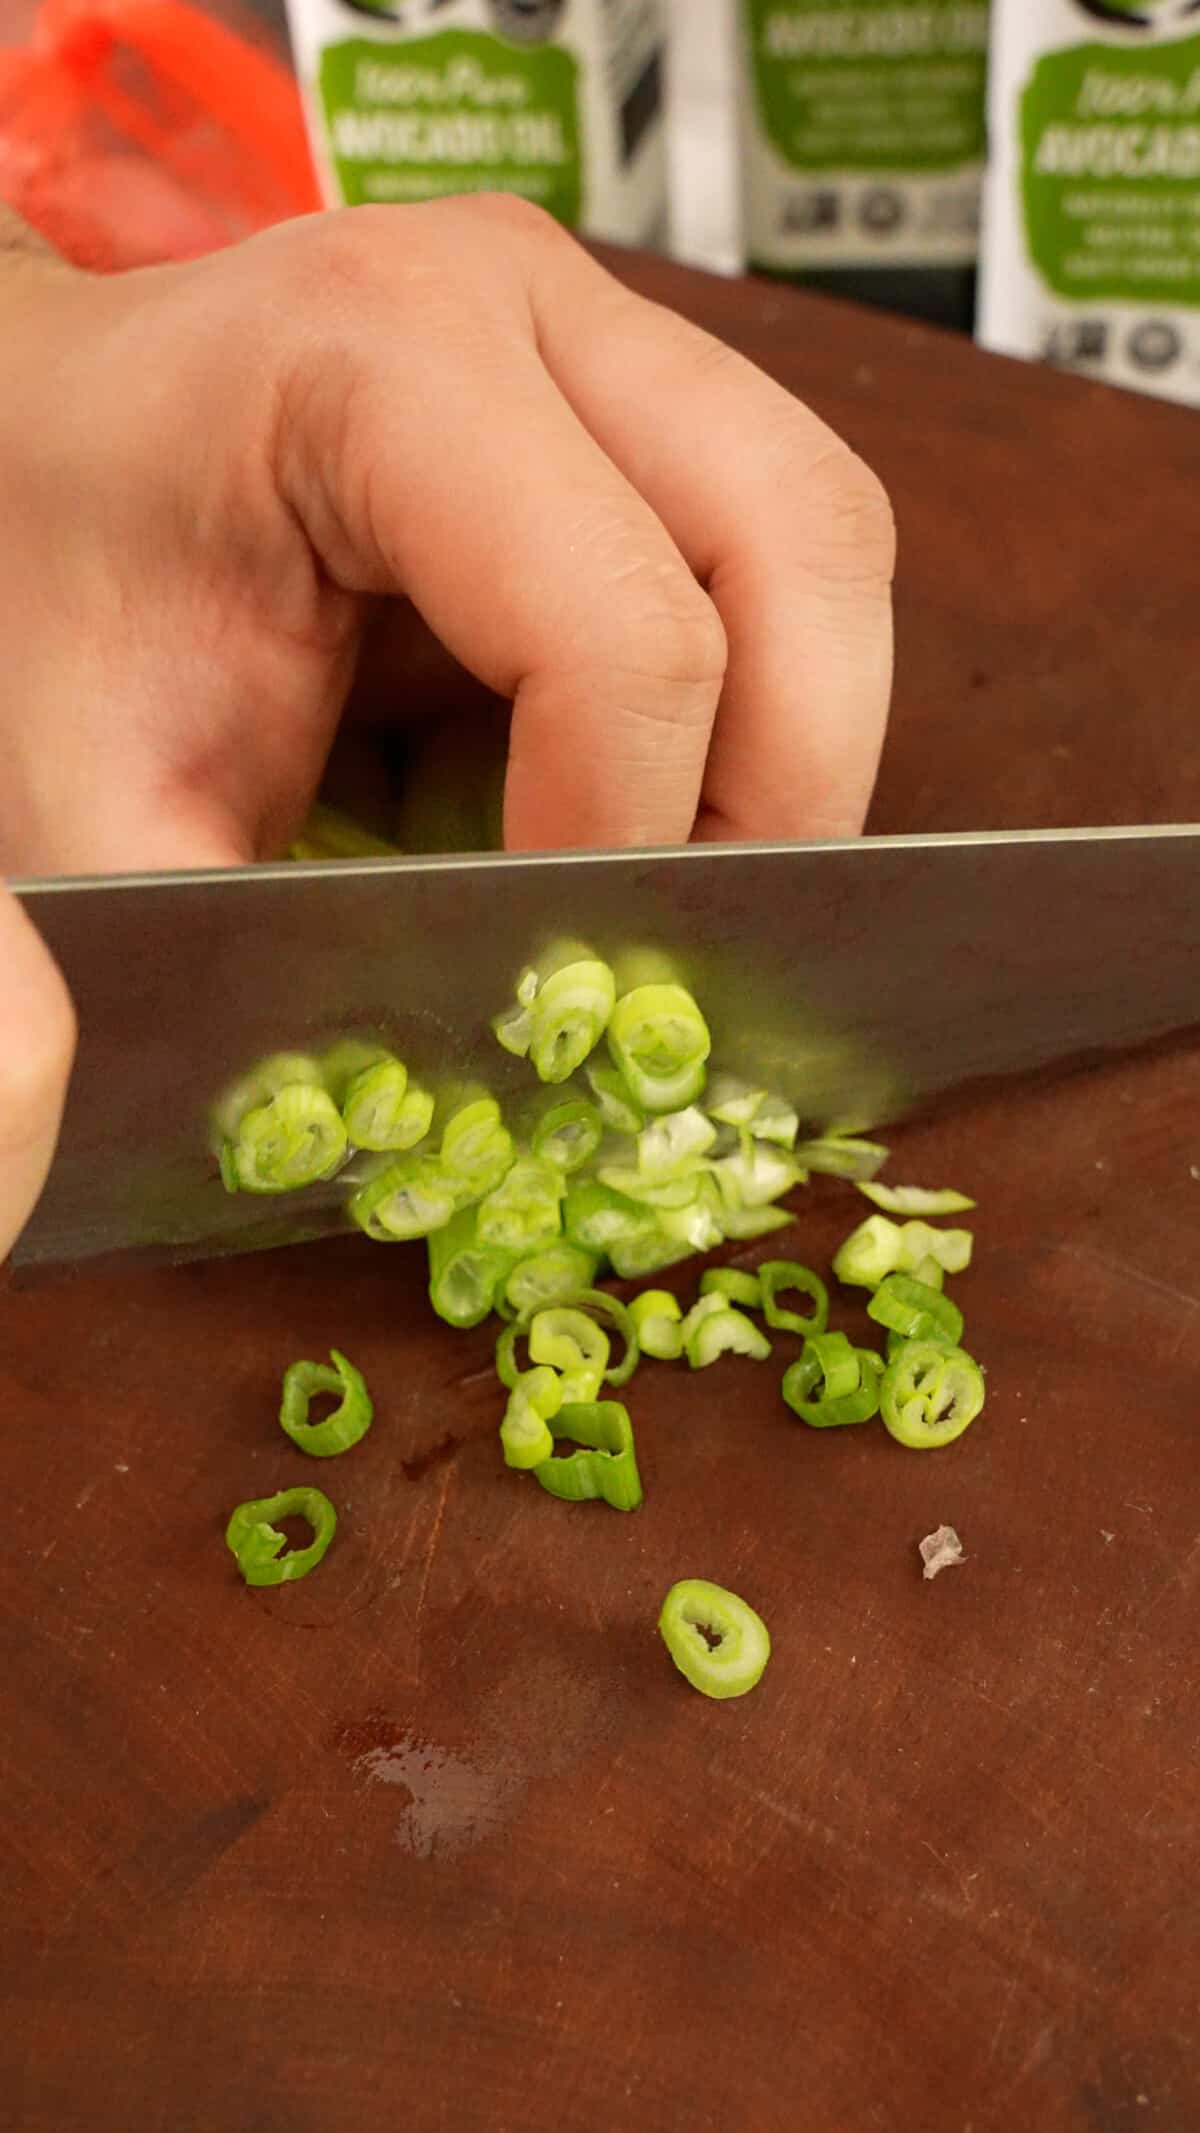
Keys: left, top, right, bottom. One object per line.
{"left": 2, "top": 256, "right": 1199, "bottom": 2133}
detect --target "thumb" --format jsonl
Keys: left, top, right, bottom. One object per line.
{"left": 0, "top": 885, "right": 77, "bottom": 1261}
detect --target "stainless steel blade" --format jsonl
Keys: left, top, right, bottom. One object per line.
{"left": 12, "top": 825, "right": 1199, "bottom": 1274}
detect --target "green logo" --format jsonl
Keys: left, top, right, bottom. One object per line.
{"left": 318, "top": 27, "right": 582, "bottom": 223}
{"left": 1021, "top": 34, "right": 1200, "bottom": 302}
{"left": 743, "top": 0, "right": 988, "bottom": 176}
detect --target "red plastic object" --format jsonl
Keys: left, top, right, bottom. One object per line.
{"left": 0, "top": 0, "right": 321, "bottom": 269}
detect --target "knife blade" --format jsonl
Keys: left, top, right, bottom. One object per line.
{"left": 12, "top": 825, "right": 1199, "bottom": 1275}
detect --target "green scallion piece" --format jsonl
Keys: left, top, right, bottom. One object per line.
{"left": 503, "top": 1243, "right": 599, "bottom": 1319}
{"left": 477, "top": 1157, "right": 564, "bottom": 1254}
{"left": 279, "top": 1349, "right": 373, "bottom": 1458}
{"left": 781, "top": 1339, "right": 883, "bottom": 1428}
{"left": 629, "top": 1289, "right": 685, "bottom": 1361}
{"left": 225, "top": 1486, "right": 337, "bottom": 1587}
{"left": 438, "top": 1094, "right": 515, "bottom": 1199}
{"left": 659, "top": 1579, "right": 770, "bottom": 1700}
{"left": 528, "top": 1306, "right": 611, "bottom": 1380}
{"left": 335, "top": 1055, "right": 434, "bottom": 1154}
{"left": 757, "top": 1260, "right": 829, "bottom": 1338}
{"left": 227, "top": 1082, "right": 348, "bottom": 1195}
{"left": 351, "top": 1154, "right": 457, "bottom": 1242}
{"left": 526, "top": 960, "right": 617, "bottom": 1084}
{"left": 879, "top": 1342, "right": 985, "bottom": 1449}
{"left": 698, "top": 1267, "right": 763, "bottom": 1310}
{"left": 529, "top": 1093, "right": 604, "bottom": 1173}
{"left": 636, "top": 1105, "right": 717, "bottom": 1178}
{"left": 684, "top": 1303, "right": 772, "bottom": 1370}
{"left": 428, "top": 1208, "right": 516, "bottom": 1328}
{"left": 858, "top": 1181, "right": 976, "bottom": 1217}
{"left": 867, "top": 1273, "right": 964, "bottom": 1349}
{"left": 582, "top": 1060, "right": 643, "bottom": 1134}
{"left": 606, "top": 983, "right": 711, "bottom": 1114}
{"left": 534, "top": 1399, "right": 643, "bottom": 1510}
{"left": 499, "top": 1365, "right": 562, "bottom": 1471}
{"left": 563, "top": 1180, "right": 650, "bottom": 1252}
{"left": 607, "top": 1229, "right": 696, "bottom": 1280}
{"left": 794, "top": 1136, "right": 889, "bottom": 1181}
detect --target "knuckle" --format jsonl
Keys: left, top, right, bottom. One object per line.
{"left": 441, "top": 190, "right": 567, "bottom": 252}
{"left": 799, "top": 442, "right": 897, "bottom": 587}
{"left": 627, "top": 574, "right": 728, "bottom": 704}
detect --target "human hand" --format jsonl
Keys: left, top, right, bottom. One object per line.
{"left": 0, "top": 194, "right": 894, "bottom": 874}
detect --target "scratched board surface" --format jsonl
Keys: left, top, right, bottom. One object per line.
{"left": 2, "top": 258, "right": 1199, "bottom": 2133}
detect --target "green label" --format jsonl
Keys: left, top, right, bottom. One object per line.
{"left": 1020, "top": 36, "right": 1200, "bottom": 304}
{"left": 744, "top": 1, "right": 989, "bottom": 174}
{"left": 318, "top": 28, "right": 582, "bottom": 223}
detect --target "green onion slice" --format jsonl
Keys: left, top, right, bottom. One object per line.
{"left": 526, "top": 960, "right": 616, "bottom": 1085}
{"left": 794, "top": 1136, "right": 889, "bottom": 1180}
{"left": 629, "top": 1289, "right": 684, "bottom": 1361}
{"left": 880, "top": 1342, "right": 985, "bottom": 1449}
{"left": 607, "top": 983, "right": 711, "bottom": 1114}
{"left": 534, "top": 1400, "right": 643, "bottom": 1510}
{"left": 684, "top": 1303, "right": 772, "bottom": 1370}
{"left": 351, "top": 1154, "right": 457, "bottom": 1241}
{"left": 225, "top": 1486, "right": 337, "bottom": 1587}
{"left": 710, "top": 1144, "right": 801, "bottom": 1211}
{"left": 499, "top": 1366, "right": 562, "bottom": 1471}
{"left": 607, "top": 1229, "right": 696, "bottom": 1280}
{"left": 529, "top": 1093, "right": 604, "bottom": 1173}
{"left": 757, "top": 1260, "right": 829, "bottom": 1338}
{"left": 341, "top": 1058, "right": 434, "bottom": 1154}
{"left": 867, "top": 1273, "right": 964, "bottom": 1349}
{"left": 698, "top": 1267, "right": 763, "bottom": 1310}
{"left": 528, "top": 1307, "right": 611, "bottom": 1379}
{"left": 492, "top": 1002, "right": 533, "bottom": 1058}
{"left": 858, "top": 1181, "right": 975, "bottom": 1216}
{"left": 438, "top": 1095, "right": 515, "bottom": 1199}
{"left": 279, "top": 1349, "right": 373, "bottom": 1458}
{"left": 636, "top": 1106, "right": 717, "bottom": 1178}
{"left": 503, "top": 1243, "right": 599, "bottom": 1320}
{"left": 659, "top": 1579, "right": 771, "bottom": 1700}
{"left": 781, "top": 1339, "right": 883, "bottom": 1428}
{"left": 563, "top": 1180, "right": 650, "bottom": 1251}
{"left": 584, "top": 1060, "right": 645, "bottom": 1135}
{"left": 228, "top": 1083, "right": 348, "bottom": 1195}
{"left": 477, "top": 1157, "right": 564, "bottom": 1253}
{"left": 427, "top": 1208, "right": 515, "bottom": 1328}
{"left": 715, "top": 1201, "right": 793, "bottom": 1241}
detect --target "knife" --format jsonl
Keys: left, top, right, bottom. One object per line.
{"left": 11, "top": 825, "right": 1199, "bottom": 1275}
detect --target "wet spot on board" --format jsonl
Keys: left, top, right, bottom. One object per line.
{"left": 331, "top": 1711, "right": 517, "bottom": 1859}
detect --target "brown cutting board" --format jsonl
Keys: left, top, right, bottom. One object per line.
{"left": 2, "top": 258, "right": 1199, "bottom": 2133}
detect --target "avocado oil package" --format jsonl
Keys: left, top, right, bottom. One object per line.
{"left": 283, "top": 0, "right": 667, "bottom": 245}
{"left": 734, "top": 1, "right": 990, "bottom": 330}
{"left": 979, "top": 1, "right": 1200, "bottom": 405}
